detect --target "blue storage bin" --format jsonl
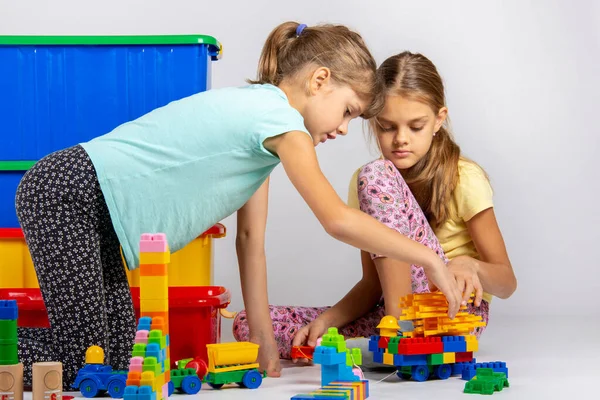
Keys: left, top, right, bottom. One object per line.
{"left": 0, "top": 35, "right": 222, "bottom": 161}
{"left": 0, "top": 170, "right": 26, "bottom": 227}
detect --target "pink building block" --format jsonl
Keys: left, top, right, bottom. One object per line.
{"left": 135, "top": 330, "right": 149, "bottom": 344}
{"left": 162, "top": 382, "right": 169, "bottom": 399}
{"left": 140, "top": 233, "right": 168, "bottom": 253}
{"left": 129, "top": 356, "right": 144, "bottom": 373}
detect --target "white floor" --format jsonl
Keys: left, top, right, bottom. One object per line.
{"left": 24, "top": 315, "right": 600, "bottom": 400}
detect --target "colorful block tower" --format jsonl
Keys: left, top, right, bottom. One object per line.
{"left": 0, "top": 300, "right": 23, "bottom": 400}
{"left": 125, "top": 234, "right": 172, "bottom": 400}
{"left": 292, "top": 328, "right": 369, "bottom": 399}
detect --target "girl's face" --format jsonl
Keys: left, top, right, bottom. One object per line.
{"left": 375, "top": 95, "right": 447, "bottom": 171}
{"left": 304, "top": 84, "right": 365, "bottom": 146}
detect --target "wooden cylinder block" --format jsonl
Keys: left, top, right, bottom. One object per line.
{"left": 32, "top": 362, "right": 62, "bottom": 400}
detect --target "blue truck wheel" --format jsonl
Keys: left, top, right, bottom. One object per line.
{"left": 411, "top": 365, "right": 430, "bottom": 382}
{"left": 181, "top": 376, "right": 202, "bottom": 394}
{"left": 241, "top": 370, "right": 262, "bottom": 389}
{"left": 107, "top": 376, "right": 126, "bottom": 398}
{"left": 79, "top": 378, "right": 100, "bottom": 398}
{"left": 435, "top": 364, "right": 452, "bottom": 380}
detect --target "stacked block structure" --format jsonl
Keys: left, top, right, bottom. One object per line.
{"left": 125, "top": 234, "right": 172, "bottom": 400}
{"left": 369, "top": 293, "right": 509, "bottom": 382}
{"left": 0, "top": 300, "right": 23, "bottom": 400}
{"left": 292, "top": 328, "right": 369, "bottom": 400}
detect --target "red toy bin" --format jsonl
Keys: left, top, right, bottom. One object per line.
{"left": 0, "top": 288, "right": 49, "bottom": 327}
{"left": 130, "top": 285, "right": 231, "bottom": 368}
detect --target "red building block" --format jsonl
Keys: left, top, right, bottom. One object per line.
{"left": 378, "top": 336, "right": 391, "bottom": 349}
{"left": 397, "top": 337, "right": 443, "bottom": 355}
{"left": 291, "top": 346, "right": 315, "bottom": 360}
{"left": 455, "top": 351, "right": 474, "bottom": 363}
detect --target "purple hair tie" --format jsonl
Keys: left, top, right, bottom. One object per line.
{"left": 296, "top": 24, "right": 307, "bottom": 37}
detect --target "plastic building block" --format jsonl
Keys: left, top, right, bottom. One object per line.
{"left": 145, "top": 344, "right": 164, "bottom": 364}
{"left": 124, "top": 386, "right": 139, "bottom": 400}
{"left": 314, "top": 347, "right": 346, "bottom": 366}
{"left": 396, "top": 337, "right": 443, "bottom": 355}
{"left": 132, "top": 344, "right": 147, "bottom": 358}
{"left": 142, "top": 358, "right": 161, "bottom": 377}
{"left": 130, "top": 357, "right": 144, "bottom": 373}
{"left": 465, "top": 335, "right": 479, "bottom": 352}
{"left": 346, "top": 348, "right": 362, "bottom": 367}
{"left": 140, "top": 234, "right": 169, "bottom": 253}
{"left": 137, "top": 317, "right": 152, "bottom": 332}
{"left": 427, "top": 353, "right": 444, "bottom": 366}
{"left": 139, "top": 264, "right": 169, "bottom": 277}
{"left": 127, "top": 371, "right": 141, "bottom": 386}
{"left": 291, "top": 346, "right": 315, "bottom": 360}
{"left": 443, "top": 352, "right": 455, "bottom": 364}
{"left": 373, "top": 351, "right": 383, "bottom": 364}
{"left": 331, "top": 380, "right": 369, "bottom": 399}
{"left": 148, "top": 331, "right": 167, "bottom": 349}
{"left": 0, "top": 300, "right": 18, "bottom": 320}
{"left": 140, "top": 277, "right": 168, "bottom": 300}
{"left": 140, "top": 299, "right": 168, "bottom": 313}
{"left": 321, "top": 328, "right": 347, "bottom": 352}
{"left": 377, "top": 336, "right": 390, "bottom": 350}
{"left": 140, "top": 252, "right": 170, "bottom": 265}
{"left": 464, "top": 368, "right": 509, "bottom": 395}
{"left": 441, "top": 335, "right": 467, "bottom": 352}
{"left": 137, "top": 386, "right": 156, "bottom": 400}
{"left": 392, "top": 354, "right": 428, "bottom": 366}
{"left": 383, "top": 352, "right": 394, "bottom": 365}
{"left": 135, "top": 331, "right": 149, "bottom": 344}
{"left": 455, "top": 351, "right": 474, "bottom": 363}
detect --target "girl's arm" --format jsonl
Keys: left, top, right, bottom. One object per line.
{"left": 266, "top": 131, "right": 463, "bottom": 318}
{"left": 465, "top": 207, "right": 517, "bottom": 299}
{"left": 236, "top": 178, "right": 274, "bottom": 341}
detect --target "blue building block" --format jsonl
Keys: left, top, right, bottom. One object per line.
{"left": 453, "top": 360, "right": 476, "bottom": 376}
{"left": 373, "top": 351, "right": 384, "bottom": 364}
{"left": 137, "top": 317, "right": 152, "bottom": 332}
{"left": 321, "top": 364, "right": 358, "bottom": 386}
{"left": 291, "top": 395, "right": 347, "bottom": 399}
{"left": 461, "top": 361, "right": 508, "bottom": 380}
{"left": 124, "top": 386, "right": 138, "bottom": 400}
{"left": 0, "top": 300, "right": 18, "bottom": 320}
{"left": 138, "top": 386, "right": 155, "bottom": 400}
{"left": 368, "top": 335, "right": 380, "bottom": 353}
{"left": 145, "top": 343, "right": 164, "bottom": 364}
{"left": 165, "top": 334, "right": 170, "bottom": 346}
{"left": 393, "top": 354, "right": 429, "bottom": 366}
{"left": 314, "top": 346, "right": 346, "bottom": 365}
{"left": 441, "top": 336, "right": 467, "bottom": 353}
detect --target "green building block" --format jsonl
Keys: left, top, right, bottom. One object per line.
{"left": 171, "top": 368, "right": 199, "bottom": 389}
{"left": 132, "top": 343, "right": 147, "bottom": 358}
{"left": 148, "top": 330, "right": 167, "bottom": 349}
{"left": 321, "top": 328, "right": 346, "bottom": 352}
{"left": 464, "top": 368, "right": 510, "bottom": 395}
{"left": 427, "top": 353, "right": 444, "bottom": 366}
{"left": 0, "top": 320, "right": 17, "bottom": 342}
{"left": 345, "top": 348, "right": 362, "bottom": 367}
{"left": 388, "top": 337, "right": 402, "bottom": 354}
{"left": 0, "top": 343, "right": 18, "bottom": 365}
{"left": 142, "top": 357, "right": 162, "bottom": 376}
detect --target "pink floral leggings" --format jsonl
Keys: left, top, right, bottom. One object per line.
{"left": 233, "top": 159, "right": 489, "bottom": 359}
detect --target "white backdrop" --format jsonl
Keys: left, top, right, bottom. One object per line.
{"left": 1, "top": 0, "right": 598, "bottom": 322}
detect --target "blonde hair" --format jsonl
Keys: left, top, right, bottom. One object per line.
{"left": 372, "top": 51, "right": 487, "bottom": 228}
{"left": 249, "top": 21, "right": 383, "bottom": 118}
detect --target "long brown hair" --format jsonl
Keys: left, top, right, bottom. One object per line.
{"left": 373, "top": 52, "right": 483, "bottom": 228}
{"left": 249, "top": 21, "right": 383, "bottom": 118}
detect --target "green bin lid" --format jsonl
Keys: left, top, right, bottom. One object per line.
{"left": 0, "top": 35, "right": 221, "bottom": 58}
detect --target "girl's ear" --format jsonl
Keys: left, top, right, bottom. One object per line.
{"left": 434, "top": 107, "right": 448, "bottom": 133}
{"left": 309, "top": 67, "right": 332, "bottom": 95}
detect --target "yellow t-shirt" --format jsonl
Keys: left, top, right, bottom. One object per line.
{"left": 347, "top": 159, "right": 494, "bottom": 303}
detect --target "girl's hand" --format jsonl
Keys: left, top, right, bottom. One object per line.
{"left": 424, "top": 258, "right": 463, "bottom": 319}
{"left": 446, "top": 256, "right": 483, "bottom": 307}
{"left": 291, "top": 317, "right": 330, "bottom": 364}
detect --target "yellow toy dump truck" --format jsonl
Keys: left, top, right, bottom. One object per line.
{"left": 172, "top": 342, "right": 265, "bottom": 393}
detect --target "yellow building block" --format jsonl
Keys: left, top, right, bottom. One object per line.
{"left": 465, "top": 335, "right": 479, "bottom": 352}
{"left": 140, "top": 371, "right": 155, "bottom": 388}
{"left": 140, "top": 276, "right": 168, "bottom": 300}
{"left": 141, "top": 299, "right": 168, "bottom": 313}
{"left": 383, "top": 352, "right": 395, "bottom": 366}
{"left": 140, "top": 251, "right": 170, "bottom": 265}
{"left": 443, "top": 352, "right": 456, "bottom": 364}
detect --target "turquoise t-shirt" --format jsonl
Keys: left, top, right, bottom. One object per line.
{"left": 81, "top": 84, "right": 308, "bottom": 270}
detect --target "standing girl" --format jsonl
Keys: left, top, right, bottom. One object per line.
{"left": 15, "top": 26, "right": 462, "bottom": 387}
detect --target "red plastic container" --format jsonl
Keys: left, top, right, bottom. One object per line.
{"left": 130, "top": 286, "right": 230, "bottom": 366}
{"left": 0, "top": 286, "right": 231, "bottom": 367}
